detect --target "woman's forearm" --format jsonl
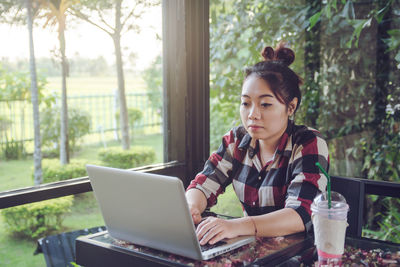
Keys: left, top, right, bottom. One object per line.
{"left": 234, "top": 208, "right": 305, "bottom": 237}
{"left": 185, "top": 188, "right": 208, "bottom": 214}
{"left": 196, "top": 208, "right": 305, "bottom": 244}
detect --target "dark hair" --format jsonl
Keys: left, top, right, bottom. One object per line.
{"left": 245, "top": 42, "right": 302, "bottom": 112}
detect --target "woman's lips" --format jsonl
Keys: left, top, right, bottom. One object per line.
{"left": 248, "top": 125, "right": 263, "bottom": 130}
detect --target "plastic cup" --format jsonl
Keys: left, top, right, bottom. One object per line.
{"left": 311, "top": 191, "right": 349, "bottom": 267}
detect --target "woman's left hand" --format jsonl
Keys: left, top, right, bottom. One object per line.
{"left": 196, "top": 217, "right": 238, "bottom": 245}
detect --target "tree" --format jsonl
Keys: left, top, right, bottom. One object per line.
{"left": 70, "top": 0, "right": 159, "bottom": 150}
{"left": 39, "top": 0, "right": 73, "bottom": 164}
{"left": 0, "top": 0, "right": 44, "bottom": 184}
{"left": 27, "top": 0, "right": 43, "bottom": 184}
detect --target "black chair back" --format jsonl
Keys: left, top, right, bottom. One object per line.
{"left": 331, "top": 176, "right": 364, "bottom": 237}
{"left": 331, "top": 175, "right": 400, "bottom": 238}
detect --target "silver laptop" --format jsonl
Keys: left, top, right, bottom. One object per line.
{"left": 86, "top": 165, "right": 255, "bottom": 260}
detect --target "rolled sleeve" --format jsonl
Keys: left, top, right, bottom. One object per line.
{"left": 186, "top": 130, "right": 236, "bottom": 207}
{"left": 285, "top": 133, "right": 329, "bottom": 231}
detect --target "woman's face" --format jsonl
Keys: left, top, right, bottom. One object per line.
{"left": 240, "top": 74, "right": 296, "bottom": 143}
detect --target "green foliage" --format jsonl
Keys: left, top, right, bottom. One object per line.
{"left": 1, "top": 196, "right": 74, "bottom": 240}
{"left": 209, "top": 0, "right": 308, "bottom": 150}
{"left": 1, "top": 138, "right": 24, "bottom": 160}
{"left": 211, "top": 0, "right": 400, "bottom": 236}
{"left": 40, "top": 106, "right": 91, "bottom": 153}
{"left": 359, "top": 103, "right": 400, "bottom": 182}
{"left": 40, "top": 159, "right": 89, "bottom": 184}
{"left": 98, "top": 146, "right": 156, "bottom": 169}
{"left": 363, "top": 198, "right": 400, "bottom": 243}
{"left": 0, "top": 65, "right": 48, "bottom": 103}
{"left": 143, "top": 55, "right": 162, "bottom": 115}
{"left": 115, "top": 107, "right": 143, "bottom": 127}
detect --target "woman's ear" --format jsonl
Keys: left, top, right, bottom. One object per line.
{"left": 288, "top": 97, "right": 298, "bottom": 116}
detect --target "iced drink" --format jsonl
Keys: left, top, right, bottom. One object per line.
{"left": 311, "top": 191, "right": 349, "bottom": 266}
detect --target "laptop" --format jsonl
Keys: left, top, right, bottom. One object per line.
{"left": 86, "top": 165, "right": 255, "bottom": 260}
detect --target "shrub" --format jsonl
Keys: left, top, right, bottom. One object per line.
{"left": 41, "top": 148, "right": 59, "bottom": 159}
{"left": 98, "top": 146, "right": 155, "bottom": 169}
{"left": 40, "top": 106, "right": 91, "bottom": 153}
{"left": 40, "top": 159, "right": 89, "bottom": 184}
{"left": 1, "top": 138, "right": 24, "bottom": 160}
{"left": 115, "top": 107, "right": 143, "bottom": 127}
{"left": 1, "top": 196, "right": 74, "bottom": 240}
{"left": 363, "top": 198, "right": 400, "bottom": 244}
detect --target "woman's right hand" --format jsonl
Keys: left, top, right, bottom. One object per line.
{"left": 189, "top": 205, "right": 202, "bottom": 225}
{"left": 185, "top": 188, "right": 207, "bottom": 224}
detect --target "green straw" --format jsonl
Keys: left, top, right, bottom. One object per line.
{"left": 315, "top": 162, "right": 331, "bottom": 209}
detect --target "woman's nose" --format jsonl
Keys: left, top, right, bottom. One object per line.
{"left": 248, "top": 106, "right": 260, "bottom": 120}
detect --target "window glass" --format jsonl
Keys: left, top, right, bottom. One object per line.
{"left": 0, "top": 2, "right": 162, "bottom": 265}
{"left": 0, "top": 2, "right": 163, "bottom": 193}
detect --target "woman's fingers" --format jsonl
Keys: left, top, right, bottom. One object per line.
{"left": 199, "top": 223, "right": 223, "bottom": 245}
{"left": 196, "top": 217, "right": 214, "bottom": 241}
{"left": 196, "top": 217, "right": 231, "bottom": 245}
{"left": 208, "top": 231, "right": 225, "bottom": 245}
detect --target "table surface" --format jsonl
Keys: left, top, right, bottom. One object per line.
{"left": 76, "top": 231, "right": 400, "bottom": 267}
{"left": 76, "top": 230, "right": 313, "bottom": 267}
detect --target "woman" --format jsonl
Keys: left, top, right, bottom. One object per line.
{"left": 185, "top": 42, "right": 329, "bottom": 246}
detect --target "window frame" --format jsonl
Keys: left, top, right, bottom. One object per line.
{"left": 0, "top": 0, "right": 210, "bottom": 210}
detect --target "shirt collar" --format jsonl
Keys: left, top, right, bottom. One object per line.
{"left": 238, "top": 120, "right": 294, "bottom": 158}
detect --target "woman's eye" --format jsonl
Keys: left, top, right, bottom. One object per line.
{"left": 241, "top": 102, "right": 249, "bottom": 106}
{"left": 261, "top": 103, "right": 272, "bottom": 108}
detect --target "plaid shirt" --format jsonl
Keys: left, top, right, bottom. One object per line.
{"left": 187, "top": 120, "right": 329, "bottom": 231}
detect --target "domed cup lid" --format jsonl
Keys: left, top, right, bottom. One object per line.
{"left": 311, "top": 191, "right": 349, "bottom": 213}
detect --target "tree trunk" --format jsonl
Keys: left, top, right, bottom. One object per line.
{"left": 114, "top": 0, "right": 130, "bottom": 150}
{"left": 59, "top": 21, "right": 69, "bottom": 164}
{"left": 26, "top": 0, "right": 43, "bottom": 185}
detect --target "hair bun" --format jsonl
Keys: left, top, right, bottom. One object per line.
{"left": 261, "top": 46, "right": 275, "bottom": 61}
{"left": 261, "top": 42, "right": 295, "bottom": 66}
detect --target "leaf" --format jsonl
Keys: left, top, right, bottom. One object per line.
{"left": 341, "top": 0, "right": 355, "bottom": 19}
{"left": 308, "top": 11, "right": 321, "bottom": 30}
{"left": 346, "top": 18, "right": 371, "bottom": 48}
{"left": 384, "top": 29, "right": 400, "bottom": 52}
{"left": 375, "top": 1, "right": 392, "bottom": 23}
{"left": 395, "top": 51, "right": 400, "bottom": 64}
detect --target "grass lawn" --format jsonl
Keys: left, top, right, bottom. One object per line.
{"left": 0, "top": 133, "right": 164, "bottom": 191}
{"left": 46, "top": 76, "right": 147, "bottom": 96}
{"left": 0, "top": 215, "right": 46, "bottom": 267}
{"left": 210, "top": 185, "right": 243, "bottom": 218}
{"left": 0, "top": 158, "right": 35, "bottom": 192}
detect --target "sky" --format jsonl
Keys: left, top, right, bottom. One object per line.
{"left": 0, "top": 4, "right": 162, "bottom": 71}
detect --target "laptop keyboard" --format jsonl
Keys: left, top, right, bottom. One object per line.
{"left": 200, "top": 240, "right": 227, "bottom": 252}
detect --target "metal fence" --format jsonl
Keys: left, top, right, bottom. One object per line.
{"left": 0, "top": 91, "right": 162, "bottom": 145}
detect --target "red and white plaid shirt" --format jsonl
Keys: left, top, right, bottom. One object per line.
{"left": 187, "top": 120, "right": 329, "bottom": 231}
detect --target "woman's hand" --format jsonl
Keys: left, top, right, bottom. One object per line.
{"left": 186, "top": 189, "right": 207, "bottom": 225}
{"left": 189, "top": 205, "right": 203, "bottom": 225}
{"left": 196, "top": 217, "right": 239, "bottom": 245}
